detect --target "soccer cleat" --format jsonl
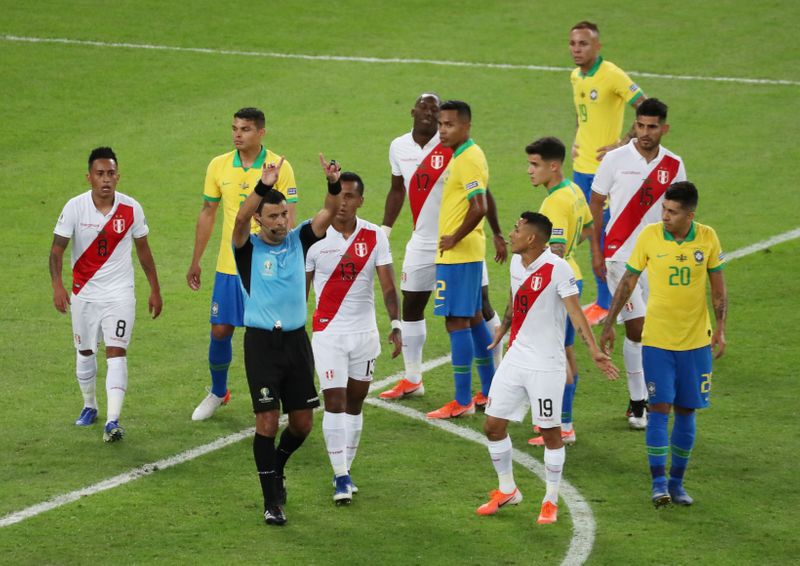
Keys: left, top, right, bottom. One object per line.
{"left": 651, "top": 484, "right": 672, "bottom": 508}
{"left": 103, "top": 420, "right": 124, "bottom": 443}
{"left": 191, "top": 388, "right": 231, "bottom": 421}
{"left": 378, "top": 379, "right": 425, "bottom": 400}
{"left": 528, "top": 428, "right": 576, "bottom": 446}
{"left": 628, "top": 414, "right": 648, "bottom": 430}
{"left": 625, "top": 400, "right": 633, "bottom": 418}
{"left": 333, "top": 474, "right": 353, "bottom": 505}
{"left": 472, "top": 392, "right": 489, "bottom": 409}
{"left": 537, "top": 501, "right": 559, "bottom": 524}
{"left": 332, "top": 473, "right": 358, "bottom": 494}
{"left": 476, "top": 488, "right": 523, "bottom": 516}
{"left": 264, "top": 506, "right": 287, "bottom": 526}
{"left": 75, "top": 407, "right": 98, "bottom": 426}
{"left": 426, "top": 400, "right": 475, "bottom": 419}
{"left": 582, "top": 302, "right": 608, "bottom": 326}
{"left": 668, "top": 483, "right": 694, "bottom": 506}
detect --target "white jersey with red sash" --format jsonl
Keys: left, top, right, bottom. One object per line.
{"left": 54, "top": 190, "right": 149, "bottom": 302}
{"left": 503, "top": 250, "right": 579, "bottom": 371}
{"left": 592, "top": 140, "right": 686, "bottom": 262}
{"left": 306, "top": 218, "right": 393, "bottom": 334}
{"left": 389, "top": 131, "right": 452, "bottom": 264}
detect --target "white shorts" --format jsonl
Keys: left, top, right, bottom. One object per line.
{"left": 401, "top": 253, "right": 489, "bottom": 292}
{"left": 71, "top": 296, "right": 136, "bottom": 352}
{"left": 606, "top": 260, "right": 648, "bottom": 322}
{"left": 312, "top": 329, "right": 381, "bottom": 389}
{"left": 485, "top": 359, "right": 565, "bottom": 427}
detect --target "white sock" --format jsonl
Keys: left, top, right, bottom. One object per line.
{"left": 401, "top": 319, "right": 426, "bottom": 384}
{"left": 623, "top": 338, "right": 647, "bottom": 401}
{"left": 76, "top": 352, "right": 98, "bottom": 409}
{"left": 485, "top": 312, "right": 503, "bottom": 369}
{"left": 561, "top": 422, "right": 574, "bottom": 433}
{"left": 543, "top": 446, "right": 565, "bottom": 504}
{"left": 105, "top": 356, "right": 128, "bottom": 423}
{"left": 345, "top": 412, "right": 363, "bottom": 471}
{"left": 487, "top": 435, "right": 515, "bottom": 493}
{"left": 323, "top": 411, "right": 348, "bottom": 477}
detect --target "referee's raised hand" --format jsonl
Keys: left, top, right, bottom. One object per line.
{"left": 261, "top": 156, "right": 285, "bottom": 187}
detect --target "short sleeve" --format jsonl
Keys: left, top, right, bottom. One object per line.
{"left": 202, "top": 158, "right": 221, "bottom": 202}
{"left": 305, "top": 238, "right": 319, "bottom": 273}
{"left": 131, "top": 200, "right": 149, "bottom": 239}
{"left": 591, "top": 154, "right": 614, "bottom": 197}
{"left": 707, "top": 228, "right": 726, "bottom": 272}
{"left": 375, "top": 227, "right": 393, "bottom": 266}
{"left": 675, "top": 159, "right": 687, "bottom": 184}
{"left": 389, "top": 139, "right": 403, "bottom": 177}
{"left": 539, "top": 197, "right": 568, "bottom": 245}
{"left": 275, "top": 159, "right": 298, "bottom": 203}
{"left": 555, "top": 260, "right": 579, "bottom": 298}
{"left": 626, "top": 228, "right": 650, "bottom": 274}
{"left": 461, "top": 153, "right": 488, "bottom": 200}
{"left": 612, "top": 67, "right": 644, "bottom": 106}
{"left": 581, "top": 198, "right": 593, "bottom": 227}
{"left": 54, "top": 199, "right": 76, "bottom": 238}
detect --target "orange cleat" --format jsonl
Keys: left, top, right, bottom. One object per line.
{"left": 476, "top": 488, "right": 523, "bottom": 516}
{"left": 582, "top": 302, "right": 608, "bottom": 326}
{"left": 472, "top": 392, "right": 488, "bottom": 409}
{"left": 379, "top": 379, "right": 425, "bottom": 400}
{"left": 426, "top": 400, "right": 475, "bottom": 419}
{"left": 537, "top": 501, "right": 558, "bottom": 524}
{"left": 528, "top": 428, "right": 576, "bottom": 446}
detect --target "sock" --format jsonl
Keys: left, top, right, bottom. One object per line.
{"left": 543, "top": 446, "right": 566, "bottom": 504}
{"left": 345, "top": 412, "right": 363, "bottom": 471}
{"left": 561, "top": 374, "right": 578, "bottom": 432}
{"left": 76, "top": 352, "right": 97, "bottom": 409}
{"left": 322, "top": 411, "right": 348, "bottom": 477}
{"left": 646, "top": 411, "right": 670, "bottom": 486}
{"left": 449, "top": 327, "right": 474, "bottom": 406}
{"left": 275, "top": 427, "right": 307, "bottom": 477}
{"left": 105, "top": 356, "right": 127, "bottom": 423}
{"left": 623, "top": 338, "right": 647, "bottom": 412}
{"left": 470, "top": 320, "right": 495, "bottom": 396}
{"left": 670, "top": 411, "right": 696, "bottom": 487}
{"left": 487, "top": 435, "right": 515, "bottom": 493}
{"left": 208, "top": 334, "right": 232, "bottom": 398}
{"left": 595, "top": 208, "right": 612, "bottom": 309}
{"left": 485, "top": 312, "right": 503, "bottom": 370}
{"left": 401, "top": 320, "right": 426, "bottom": 385}
{"left": 253, "top": 433, "right": 277, "bottom": 507}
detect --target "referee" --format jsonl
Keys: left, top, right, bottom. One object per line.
{"left": 232, "top": 154, "right": 342, "bottom": 526}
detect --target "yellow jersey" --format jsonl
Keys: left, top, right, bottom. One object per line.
{"left": 203, "top": 147, "right": 297, "bottom": 274}
{"left": 626, "top": 222, "right": 725, "bottom": 351}
{"left": 538, "top": 179, "right": 592, "bottom": 280}
{"left": 571, "top": 56, "right": 643, "bottom": 174}
{"left": 437, "top": 139, "right": 488, "bottom": 264}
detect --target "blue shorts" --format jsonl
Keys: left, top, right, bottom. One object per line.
{"left": 564, "top": 279, "right": 584, "bottom": 347}
{"left": 210, "top": 272, "right": 245, "bottom": 327}
{"left": 433, "top": 262, "right": 483, "bottom": 317}
{"left": 642, "top": 345, "right": 712, "bottom": 409}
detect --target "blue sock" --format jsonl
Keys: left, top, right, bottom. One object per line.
{"left": 596, "top": 208, "right": 612, "bottom": 309}
{"left": 669, "top": 411, "right": 696, "bottom": 487}
{"left": 470, "top": 321, "right": 495, "bottom": 396}
{"left": 449, "top": 328, "right": 474, "bottom": 406}
{"left": 646, "top": 411, "right": 670, "bottom": 486}
{"left": 209, "top": 334, "right": 232, "bottom": 398}
{"left": 561, "top": 374, "right": 578, "bottom": 424}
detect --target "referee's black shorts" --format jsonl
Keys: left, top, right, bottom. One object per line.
{"left": 244, "top": 326, "right": 320, "bottom": 414}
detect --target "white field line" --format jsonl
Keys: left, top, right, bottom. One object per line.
{"left": 724, "top": 227, "right": 800, "bottom": 260}
{"left": 2, "top": 34, "right": 798, "bottom": 87}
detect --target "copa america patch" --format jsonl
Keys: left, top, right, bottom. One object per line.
{"left": 630, "top": 83, "right": 639, "bottom": 93}
{"left": 288, "top": 187, "right": 297, "bottom": 195}
{"left": 552, "top": 228, "right": 564, "bottom": 236}
{"left": 465, "top": 180, "right": 480, "bottom": 191}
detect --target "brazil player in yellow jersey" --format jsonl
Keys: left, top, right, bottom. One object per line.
{"left": 601, "top": 182, "right": 727, "bottom": 507}
{"left": 523, "top": 137, "right": 593, "bottom": 447}
{"left": 187, "top": 107, "right": 298, "bottom": 421}
{"left": 569, "top": 21, "right": 646, "bottom": 325}
{"left": 427, "top": 100, "right": 496, "bottom": 419}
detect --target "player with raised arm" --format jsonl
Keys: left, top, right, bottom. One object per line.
{"left": 601, "top": 182, "right": 726, "bottom": 507}
{"left": 50, "top": 147, "right": 162, "bottom": 442}
{"left": 306, "top": 172, "right": 402, "bottom": 505}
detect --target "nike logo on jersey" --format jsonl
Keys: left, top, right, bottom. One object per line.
{"left": 656, "top": 253, "right": 669, "bottom": 258}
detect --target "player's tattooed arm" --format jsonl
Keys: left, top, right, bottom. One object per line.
{"left": 50, "top": 235, "right": 71, "bottom": 313}
{"left": 709, "top": 270, "right": 727, "bottom": 358}
{"left": 600, "top": 269, "right": 640, "bottom": 353}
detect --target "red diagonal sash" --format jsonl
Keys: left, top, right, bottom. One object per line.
{"left": 72, "top": 204, "right": 134, "bottom": 294}
{"left": 509, "top": 263, "right": 554, "bottom": 347}
{"left": 604, "top": 155, "right": 681, "bottom": 258}
{"left": 313, "top": 228, "right": 377, "bottom": 332}
{"left": 408, "top": 143, "right": 453, "bottom": 228}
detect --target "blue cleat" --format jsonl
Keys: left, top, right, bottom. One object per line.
{"left": 333, "top": 474, "right": 353, "bottom": 505}
{"left": 332, "top": 472, "right": 358, "bottom": 494}
{"left": 103, "top": 420, "right": 125, "bottom": 443}
{"left": 75, "top": 407, "right": 98, "bottom": 426}
{"left": 669, "top": 483, "right": 694, "bottom": 506}
{"left": 651, "top": 481, "right": 671, "bottom": 508}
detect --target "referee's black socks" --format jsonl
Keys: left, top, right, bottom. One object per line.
{"left": 276, "top": 428, "right": 307, "bottom": 476}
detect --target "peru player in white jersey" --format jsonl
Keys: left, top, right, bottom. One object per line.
{"left": 478, "top": 212, "right": 617, "bottom": 525}
{"left": 50, "top": 147, "right": 162, "bottom": 442}
{"left": 590, "top": 98, "right": 685, "bottom": 428}
{"left": 379, "top": 93, "right": 507, "bottom": 402}
{"left": 306, "top": 172, "right": 402, "bottom": 504}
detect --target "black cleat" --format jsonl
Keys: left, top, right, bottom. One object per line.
{"left": 264, "top": 506, "right": 287, "bottom": 526}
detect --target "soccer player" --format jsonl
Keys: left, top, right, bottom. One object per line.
{"left": 569, "top": 20, "right": 646, "bottom": 325}
{"left": 600, "top": 182, "right": 727, "bottom": 507}
{"left": 425, "top": 100, "right": 497, "bottom": 419}
{"left": 522, "top": 137, "right": 593, "bottom": 447}
{"left": 379, "top": 93, "right": 507, "bottom": 401}
{"left": 591, "top": 98, "right": 686, "bottom": 428}
{"left": 187, "top": 107, "right": 298, "bottom": 421}
{"left": 232, "top": 154, "right": 341, "bottom": 526}
{"left": 306, "top": 172, "right": 402, "bottom": 504}
{"left": 50, "top": 147, "right": 163, "bottom": 442}
{"left": 479, "top": 212, "right": 617, "bottom": 524}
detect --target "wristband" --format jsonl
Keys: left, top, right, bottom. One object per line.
{"left": 390, "top": 319, "right": 402, "bottom": 331}
{"left": 327, "top": 180, "right": 342, "bottom": 195}
{"left": 254, "top": 180, "right": 273, "bottom": 197}
{"left": 380, "top": 225, "right": 392, "bottom": 238}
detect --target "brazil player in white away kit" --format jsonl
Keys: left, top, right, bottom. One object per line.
{"left": 306, "top": 172, "right": 402, "bottom": 504}
{"left": 379, "top": 93, "right": 507, "bottom": 403}
{"left": 50, "top": 147, "right": 163, "bottom": 442}
{"left": 590, "top": 98, "right": 686, "bottom": 428}
{"left": 479, "top": 212, "right": 617, "bottom": 524}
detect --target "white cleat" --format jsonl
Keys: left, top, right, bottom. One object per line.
{"left": 628, "top": 413, "right": 648, "bottom": 430}
{"left": 191, "top": 388, "right": 230, "bottom": 421}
